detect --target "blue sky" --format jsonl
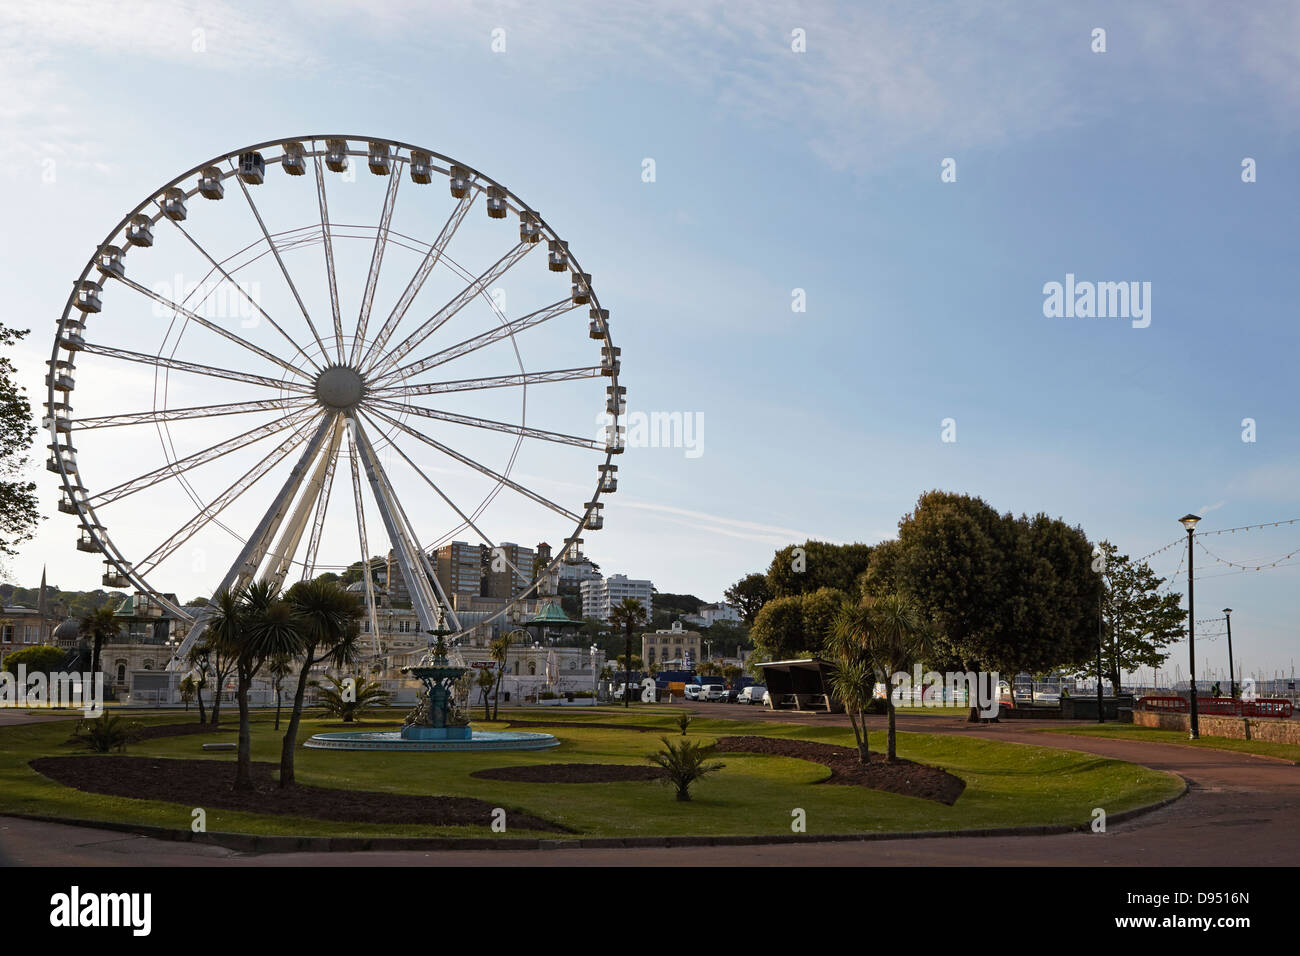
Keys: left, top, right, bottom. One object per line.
{"left": 2, "top": 1, "right": 1298, "bottom": 680}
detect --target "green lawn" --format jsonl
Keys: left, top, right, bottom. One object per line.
{"left": 1040, "top": 723, "right": 1300, "bottom": 763}
{"left": 0, "top": 706, "right": 1183, "bottom": 840}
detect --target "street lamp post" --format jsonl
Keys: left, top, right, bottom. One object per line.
{"left": 591, "top": 643, "right": 599, "bottom": 701}
{"left": 1180, "top": 513, "right": 1201, "bottom": 739}
{"left": 1097, "top": 591, "right": 1105, "bottom": 724}
{"left": 1223, "top": 608, "right": 1236, "bottom": 701}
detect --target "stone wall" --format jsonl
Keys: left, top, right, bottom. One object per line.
{"left": 1134, "top": 709, "right": 1300, "bottom": 745}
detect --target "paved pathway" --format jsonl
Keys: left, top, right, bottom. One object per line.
{"left": 2, "top": 706, "right": 1295, "bottom": 866}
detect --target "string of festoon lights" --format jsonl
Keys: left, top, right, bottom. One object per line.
{"left": 1195, "top": 536, "right": 1300, "bottom": 572}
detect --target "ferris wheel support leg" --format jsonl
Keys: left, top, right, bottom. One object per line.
{"left": 369, "top": 443, "right": 462, "bottom": 635}
{"left": 348, "top": 415, "right": 443, "bottom": 635}
{"left": 168, "top": 414, "right": 336, "bottom": 669}
{"left": 266, "top": 415, "right": 344, "bottom": 590}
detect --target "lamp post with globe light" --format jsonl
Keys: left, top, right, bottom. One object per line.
{"left": 1180, "top": 513, "right": 1201, "bottom": 739}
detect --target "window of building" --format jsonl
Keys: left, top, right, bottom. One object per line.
{"left": 398, "top": 620, "right": 411, "bottom": 633}
{"left": 528, "top": 662, "right": 536, "bottom": 675}
{"left": 116, "top": 663, "right": 126, "bottom": 683}
{"left": 1, "top": 624, "right": 13, "bottom": 643}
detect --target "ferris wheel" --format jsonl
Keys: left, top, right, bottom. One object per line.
{"left": 44, "top": 136, "right": 625, "bottom": 667}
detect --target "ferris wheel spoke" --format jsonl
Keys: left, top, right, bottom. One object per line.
{"left": 370, "top": 366, "right": 603, "bottom": 400}
{"left": 358, "top": 407, "right": 531, "bottom": 594}
{"left": 370, "top": 298, "right": 577, "bottom": 386}
{"left": 90, "top": 407, "right": 317, "bottom": 506}
{"left": 367, "top": 406, "right": 581, "bottom": 523}
{"left": 349, "top": 162, "right": 404, "bottom": 366}
{"left": 160, "top": 211, "right": 325, "bottom": 374}
{"left": 233, "top": 170, "right": 332, "bottom": 361}
{"left": 107, "top": 273, "right": 315, "bottom": 383}
{"left": 359, "top": 191, "right": 476, "bottom": 371}
{"left": 367, "top": 240, "right": 536, "bottom": 379}
{"left": 369, "top": 397, "right": 602, "bottom": 451}
{"left": 313, "top": 155, "right": 345, "bottom": 364}
{"left": 136, "top": 413, "right": 328, "bottom": 574}
{"left": 79, "top": 341, "right": 313, "bottom": 393}
{"left": 74, "top": 396, "right": 311, "bottom": 430}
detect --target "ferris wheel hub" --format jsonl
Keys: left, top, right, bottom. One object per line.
{"left": 314, "top": 364, "right": 366, "bottom": 410}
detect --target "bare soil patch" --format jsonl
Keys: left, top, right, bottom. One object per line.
{"left": 30, "top": 756, "right": 571, "bottom": 832}
{"left": 714, "top": 736, "right": 966, "bottom": 805}
{"left": 471, "top": 763, "right": 665, "bottom": 783}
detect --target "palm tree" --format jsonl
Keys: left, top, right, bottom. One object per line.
{"left": 831, "top": 592, "right": 931, "bottom": 763}
{"left": 79, "top": 605, "right": 120, "bottom": 687}
{"left": 865, "top": 593, "right": 931, "bottom": 762}
{"left": 475, "top": 666, "right": 496, "bottom": 718}
{"left": 280, "top": 578, "right": 362, "bottom": 788}
{"left": 609, "top": 598, "right": 648, "bottom": 709}
{"left": 268, "top": 656, "right": 291, "bottom": 730}
{"left": 186, "top": 643, "right": 210, "bottom": 724}
{"left": 312, "top": 672, "right": 393, "bottom": 721}
{"left": 488, "top": 631, "right": 514, "bottom": 719}
{"left": 209, "top": 581, "right": 304, "bottom": 791}
{"left": 647, "top": 737, "right": 724, "bottom": 801}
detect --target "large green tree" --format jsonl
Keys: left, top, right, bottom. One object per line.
{"left": 749, "top": 586, "right": 847, "bottom": 661}
{"left": 0, "top": 324, "right": 39, "bottom": 573}
{"left": 723, "top": 573, "right": 771, "bottom": 625}
{"left": 765, "top": 541, "right": 872, "bottom": 599}
{"left": 1096, "top": 540, "right": 1185, "bottom": 693}
{"left": 872, "top": 491, "right": 1099, "bottom": 717}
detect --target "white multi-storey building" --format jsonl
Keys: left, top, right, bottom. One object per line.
{"left": 581, "top": 573, "right": 653, "bottom": 622}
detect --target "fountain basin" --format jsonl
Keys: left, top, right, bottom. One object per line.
{"left": 304, "top": 730, "right": 560, "bottom": 752}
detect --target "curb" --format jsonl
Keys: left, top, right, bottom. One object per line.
{"left": 0, "top": 778, "right": 1188, "bottom": 854}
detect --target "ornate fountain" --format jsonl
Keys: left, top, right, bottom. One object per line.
{"left": 400, "top": 621, "right": 472, "bottom": 741}
{"left": 305, "top": 606, "right": 559, "bottom": 753}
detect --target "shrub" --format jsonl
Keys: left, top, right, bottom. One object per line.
{"left": 647, "top": 736, "right": 724, "bottom": 801}
{"left": 676, "top": 713, "right": 692, "bottom": 736}
{"left": 70, "top": 713, "right": 137, "bottom": 753}
{"left": 540, "top": 691, "right": 558, "bottom": 700}
{"left": 2, "top": 645, "right": 68, "bottom": 677}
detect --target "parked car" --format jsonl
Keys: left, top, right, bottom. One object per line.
{"left": 721, "top": 687, "right": 741, "bottom": 703}
{"left": 738, "top": 685, "right": 767, "bottom": 705}
{"left": 683, "top": 684, "right": 702, "bottom": 700}
{"left": 701, "top": 684, "right": 726, "bottom": 701}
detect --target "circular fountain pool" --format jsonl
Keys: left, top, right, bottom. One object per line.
{"left": 304, "top": 730, "right": 560, "bottom": 752}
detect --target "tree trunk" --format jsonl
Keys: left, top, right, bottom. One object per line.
{"left": 210, "top": 687, "right": 222, "bottom": 726}
{"left": 90, "top": 638, "right": 102, "bottom": 684}
{"left": 233, "top": 664, "right": 254, "bottom": 791}
{"left": 886, "top": 699, "right": 897, "bottom": 762}
{"left": 274, "top": 687, "right": 282, "bottom": 731}
{"left": 624, "top": 630, "right": 631, "bottom": 710}
{"left": 279, "top": 648, "right": 318, "bottom": 789}
{"left": 196, "top": 683, "right": 206, "bottom": 724}
{"left": 492, "top": 667, "right": 502, "bottom": 720}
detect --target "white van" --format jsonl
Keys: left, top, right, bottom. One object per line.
{"left": 737, "top": 685, "right": 767, "bottom": 705}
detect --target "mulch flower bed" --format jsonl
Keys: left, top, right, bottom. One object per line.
{"left": 471, "top": 763, "right": 666, "bottom": 784}
{"left": 714, "top": 736, "right": 966, "bottom": 805}
{"left": 29, "top": 756, "right": 572, "bottom": 832}
{"left": 133, "top": 722, "right": 236, "bottom": 741}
